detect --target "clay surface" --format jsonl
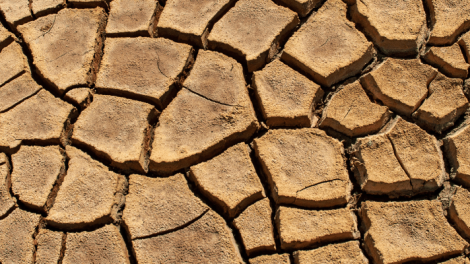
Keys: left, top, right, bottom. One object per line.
{"left": 426, "top": 0, "right": 470, "bottom": 45}
{"left": 132, "top": 210, "right": 244, "bottom": 264}
{"left": 35, "top": 229, "right": 63, "bottom": 264}
{"left": 149, "top": 50, "right": 259, "bottom": 174}
{"left": 293, "top": 241, "right": 368, "bottom": 264}
{"left": 62, "top": 224, "right": 130, "bottom": 264}
{"left": 11, "top": 145, "right": 65, "bottom": 212}
{"left": 250, "top": 253, "right": 291, "bottom": 264}
{"left": 282, "top": 0, "right": 374, "bottom": 87}
{"left": 351, "top": 117, "right": 445, "bottom": 197}
{"left": 122, "top": 173, "right": 208, "bottom": 239}
{"left": 276, "top": 206, "right": 359, "bottom": 250}
{"left": 445, "top": 123, "right": 470, "bottom": 186}
{"left": 0, "top": 42, "right": 29, "bottom": 87}
{"left": 0, "top": 0, "right": 32, "bottom": 27}
{"left": 0, "top": 208, "right": 40, "bottom": 264}
{"left": 189, "top": 143, "right": 264, "bottom": 218}
{"left": 18, "top": 8, "right": 107, "bottom": 93}
{"left": 72, "top": 94, "right": 158, "bottom": 173}
{"left": 449, "top": 186, "right": 470, "bottom": 239}
{"left": 252, "top": 59, "right": 324, "bottom": 128}
{"left": 423, "top": 44, "right": 469, "bottom": 79}
{"left": 0, "top": 73, "right": 41, "bottom": 113}
{"left": 351, "top": 0, "right": 427, "bottom": 56}
{"left": 157, "top": 0, "right": 234, "bottom": 48}
{"left": 320, "top": 80, "right": 391, "bottom": 137}
{"left": 0, "top": 89, "right": 75, "bottom": 151}
{"left": 233, "top": 198, "right": 276, "bottom": 256}
{"left": 95, "top": 37, "right": 193, "bottom": 108}
{"left": 46, "top": 146, "right": 126, "bottom": 230}
{"left": 253, "top": 128, "right": 351, "bottom": 208}
{"left": 106, "top": 0, "right": 160, "bottom": 37}
{"left": 208, "top": 0, "right": 299, "bottom": 72}
{"left": 361, "top": 58, "right": 437, "bottom": 116}
{"left": 361, "top": 200, "right": 468, "bottom": 264}
{"left": 413, "top": 73, "right": 468, "bottom": 133}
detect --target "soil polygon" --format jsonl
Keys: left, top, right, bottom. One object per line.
{"left": 0, "top": 73, "right": 42, "bottom": 113}
{"left": 0, "top": 42, "right": 30, "bottom": 87}
{"left": 444, "top": 123, "right": 470, "bottom": 186}
{"left": 35, "top": 229, "right": 63, "bottom": 264}
{"left": 46, "top": 146, "right": 127, "bottom": 230}
{"left": 252, "top": 59, "right": 324, "bottom": 128}
{"left": 208, "top": 0, "right": 299, "bottom": 72}
{"left": 64, "top": 88, "right": 92, "bottom": 110}
{"left": 253, "top": 128, "right": 351, "bottom": 208}
{"left": 11, "top": 145, "right": 65, "bottom": 212}
{"left": 106, "top": 0, "right": 160, "bottom": 37}
{"left": 426, "top": 0, "right": 470, "bottom": 45}
{"left": 449, "top": 186, "right": 470, "bottom": 239}
{"left": 95, "top": 37, "right": 193, "bottom": 108}
{"left": 361, "top": 200, "right": 468, "bottom": 264}
{"left": 31, "top": 0, "right": 64, "bottom": 17}
{"left": 157, "top": 0, "right": 235, "bottom": 48}
{"left": 319, "top": 80, "right": 391, "bottom": 137}
{"left": 275, "top": 206, "right": 359, "bottom": 250}
{"left": 71, "top": 94, "right": 158, "bottom": 173}
{"left": 149, "top": 50, "right": 259, "bottom": 174}
{"left": 18, "top": 8, "right": 107, "bottom": 94}
{"left": 276, "top": 0, "right": 322, "bottom": 17}
{"left": 423, "top": 44, "right": 469, "bottom": 79}
{"left": 132, "top": 210, "right": 244, "bottom": 264}
{"left": 293, "top": 241, "right": 368, "bottom": 264}
{"left": 0, "top": 0, "right": 32, "bottom": 27}
{"left": 122, "top": 173, "right": 208, "bottom": 240}
{"left": 282, "top": 0, "right": 374, "bottom": 87}
{"left": 249, "top": 253, "right": 291, "bottom": 264}
{"left": 189, "top": 143, "right": 264, "bottom": 218}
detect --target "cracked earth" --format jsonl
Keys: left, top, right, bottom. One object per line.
{"left": 1, "top": 0, "right": 470, "bottom": 263}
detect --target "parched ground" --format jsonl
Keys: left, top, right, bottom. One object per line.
{"left": 1, "top": 0, "right": 470, "bottom": 263}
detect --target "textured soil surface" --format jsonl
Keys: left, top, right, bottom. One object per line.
{"left": 1, "top": 0, "right": 470, "bottom": 263}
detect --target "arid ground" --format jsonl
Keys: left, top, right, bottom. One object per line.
{"left": 1, "top": 0, "right": 470, "bottom": 263}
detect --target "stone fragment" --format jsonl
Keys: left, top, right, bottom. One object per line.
{"left": 64, "top": 87, "right": 92, "bottom": 110}
{"left": 444, "top": 123, "right": 470, "bottom": 186}
{"left": 0, "top": 0, "right": 32, "bottom": 27}
{"left": 189, "top": 143, "right": 264, "bottom": 218}
{"left": 132, "top": 210, "right": 243, "bottom": 264}
{"left": 426, "top": 0, "right": 470, "bottom": 45}
{"left": 72, "top": 94, "right": 158, "bottom": 173}
{"left": 46, "top": 146, "right": 127, "bottom": 230}
{"left": 11, "top": 145, "right": 65, "bottom": 212}
{"left": 149, "top": 50, "right": 259, "bottom": 174}
{"left": 449, "top": 187, "right": 470, "bottom": 239}
{"left": 31, "top": 0, "right": 64, "bottom": 17}
{"left": 252, "top": 59, "right": 323, "bottom": 128}
{"left": 361, "top": 58, "right": 437, "bottom": 116}
{"left": 157, "top": 0, "right": 234, "bottom": 47}
{"left": 0, "top": 209, "right": 41, "bottom": 264}
{"left": 0, "top": 24, "right": 13, "bottom": 50}
{"left": 233, "top": 198, "right": 275, "bottom": 256}
{"left": 106, "top": 0, "right": 160, "bottom": 37}
{"left": 351, "top": 117, "right": 445, "bottom": 197}
{"left": 253, "top": 128, "right": 351, "bottom": 208}
{"left": 282, "top": 0, "right": 374, "bottom": 87}
{"left": 276, "top": 0, "right": 321, "bottom": 17}
{"left": 250, "top": 254, "right": 291, "bottom": 264}
{"left": 0, "top": 90, "right": 75, "bottom": 151}
{"left": 423, "top": 44, "right": 469, "bottom": 79}
{"left": 320, "top": 80, "right": 391, "bottom": 137}
{"left": 208, "top": 0, "right": 299, "bottom": 72}
{"left": 0, "top": 73, "right": 42, "bottom": 113}
{"left": 361, "top": 200, "right": 468, "bottom": 264}
{"left": 36, "top": 229, "right": 63, "bottom": 264}
{"left": 0, "top": 153, "right": 15, "bottom": 218}
{"left": 351, "top": 0, "right": 427, "bottom": 56}
{"left": 293, "top": 241, "right": 368, "bottom": 264}
{"left": 0, "top": 42, "right": 29, "bottom": 87}
{"left": 276, "top": 207, "right": 359, "bottom": 250}
{"left": 413, "top": 73, "right": 468, "bottom": 133}
{"left": 62, "top": 225, "right": 130, "bottom": 264}
{"left": 439, "top": 256, "right": 470, "bottom": 264}
{"left": 95, "top": 37, "right": 193, "bottom": 108}
{"left": 123, "top": 173, "right": 208, "bottom": 240}
{"left": 18, "top": 8, "right": 107, "bottom": 94}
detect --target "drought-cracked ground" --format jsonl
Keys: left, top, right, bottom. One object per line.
{"left": 2, "top": 0, "right": 470, "bottom": 263}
